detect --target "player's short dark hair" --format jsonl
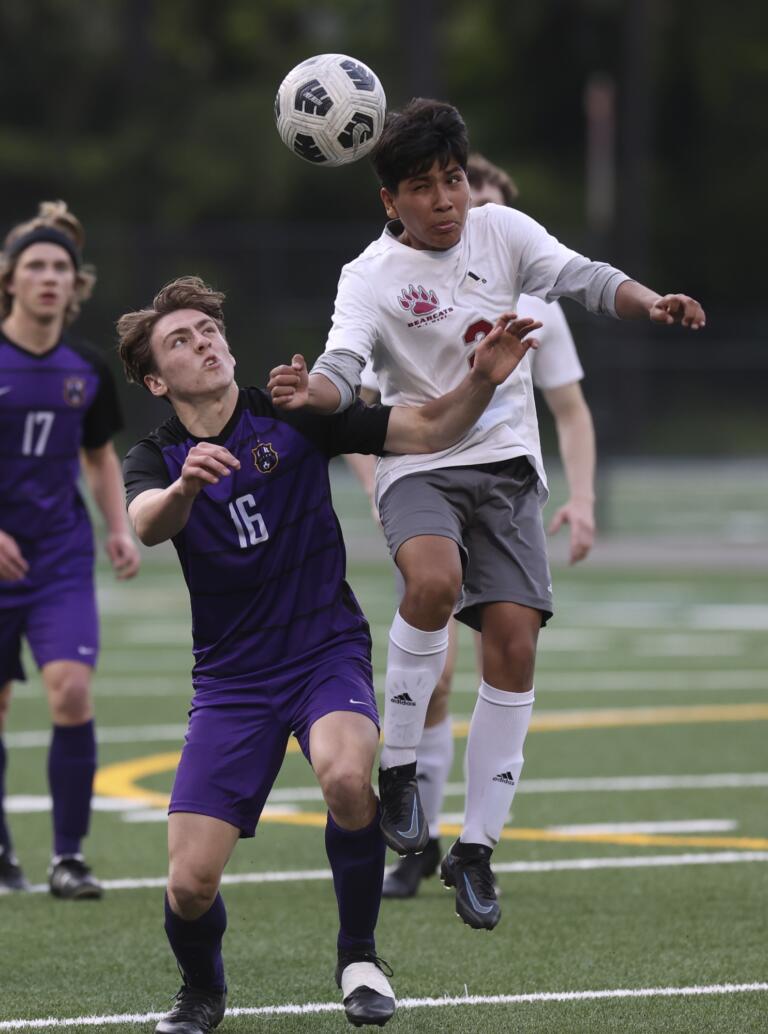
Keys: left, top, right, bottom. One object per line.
{"left": 0, "top": 200, "right": 96, "bottom": 324}
{"left": 117, "top": 276, "right": 226, "bottom": 389}
{"left": 466, "top": 153, "right": 520, "bottom": 206}
{"left": 371, "top": 98, "right": 469, "bottom": 193}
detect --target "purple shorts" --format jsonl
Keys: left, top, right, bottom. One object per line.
{"left": 169, "top": 645, "right": 379, "bottom": 837}
{"left": 0, "top": 573, "right": 99, "bottom": 683}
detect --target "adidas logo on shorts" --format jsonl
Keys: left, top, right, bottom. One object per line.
{"left": 492, "top": 771, "right": 516, "bottom": 785}
{"left": 390, "top": 692, "right": 416, "bottom": 706}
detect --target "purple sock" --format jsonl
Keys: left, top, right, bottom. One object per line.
{"left": 0, "top": 737, "right": 12, "bottom": 853}
{"left": 164, "top": 892, "right": 227, "bottom": 992}
{"left": 325, "top": 804, "right": 385, "bottom": 953}
{"left": 47, "top": 720, "right": 96, "bottom": 857}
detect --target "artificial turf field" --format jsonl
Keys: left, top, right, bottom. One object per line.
{"left": 1, "top": 463, "right": 766, "bottom": 1033}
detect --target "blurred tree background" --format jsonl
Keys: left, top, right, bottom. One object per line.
{"left": 0, "top": 0, "right": 765, "bottom": 452}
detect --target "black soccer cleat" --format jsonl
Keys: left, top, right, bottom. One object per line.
{"left": 378, "top": 763, "right": 430, "bottom": 855}
{"left": 0, "top": 848, "right": 30, "bottom": 892}
{"left": 440, "top": 839, "right": 501, "bottom": 931}
{"left": 48, "top": 855, "right": 103, "bottom": 900}
{"left": 155, "top": 983, "right": 226, "bottom": 1034}
{"left": 382, "top": 837, "right": 441, "bottom": 898}
{"left": 336, "top": 949, "right": 396, "bottom": 1027}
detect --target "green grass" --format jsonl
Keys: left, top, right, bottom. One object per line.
{"left": 1, "top": 464, "right": 767, "bottom": 1032}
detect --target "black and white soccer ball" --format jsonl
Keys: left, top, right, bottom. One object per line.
{"left": 274, "top": 54, "right": 386, "bottom": 168}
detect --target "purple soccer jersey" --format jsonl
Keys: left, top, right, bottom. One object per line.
{"left": 123, "top": 387, "right": 391, "bottom": 693}
{"left": 0, "top": 332, "right": 123, "bottom": 679}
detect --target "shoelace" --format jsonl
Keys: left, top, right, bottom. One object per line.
{"left": 339, "top": 952, "right": 394, "bottom": 979}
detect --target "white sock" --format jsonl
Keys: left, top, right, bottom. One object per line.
{"left": 380, "top": 611, "right": 449, "bottom": 770}
{"left": 416, "top": 716, "right": 454, "bottom": 839}
{"left": 461, "top": 681, "right": 535, "bottom": 848}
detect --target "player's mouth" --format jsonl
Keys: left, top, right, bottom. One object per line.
{"left": 202, "top": 356, "right": 220, "bottom": 370}
{"left": 39, "top": 292, "right": 59, "bottom": 304}
{"left": 432, "top": 221, "right": 458, "bottom": 234}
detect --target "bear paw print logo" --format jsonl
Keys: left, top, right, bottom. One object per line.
{"left": 398, "top": 284, "right": 440, "bottom": 315}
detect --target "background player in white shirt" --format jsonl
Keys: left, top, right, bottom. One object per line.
{"left": 268, "top": 98, "right": 705, "bottom": 932}
{"left": 345, "top": 153, "right": 598, "bottom": 897}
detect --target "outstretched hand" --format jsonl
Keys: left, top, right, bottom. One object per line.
{"left": 472, "top": 313, "right": 542, "bottom": 385}
{"left": 649, "top": 294, "right": 706, "bottom": 329}
{"left": 268, "top": 354, "right": 310, "bottom": 409}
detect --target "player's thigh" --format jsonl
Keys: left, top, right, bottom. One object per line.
{"left": 293, "top": 647, "right": 379, "bottom": 770}
{"left": 170, "top": 698, "right": 290, "bottom": 838}
{"left": 378, "top": 472, "right": 468, "bottom": 591}
{"left": 26, "top": 576, "right": 99, "bottom": 671}
{"left": 458, "top": 459, "right": 553, "bottom": 633}
{"left": 309, "top": 710, "right": 380, "bottom": 784}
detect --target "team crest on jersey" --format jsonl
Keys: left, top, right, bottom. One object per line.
{"left": 397, "top": 283, "right": 454, "bottom": 329}
{"left": 63, "top": 376, "right": 87, "bottom": 407}
{"left": 252, "top": 442, "right": 279, "bottom": 474}
{"left": 398, "top": 284, "right": 439, "bottom": 315}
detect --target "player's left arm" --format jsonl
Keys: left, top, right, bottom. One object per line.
{"left": 384, "top": 315, "right": 540, "bottom": 454}
{"left": 543, "top": 382, "right": 596, "bottom": 564}
{"left": 81, "top": 442, "right": 141, "bottom": 580}
{"left": 614, "top": 282, "right": 706, "bottom": 328}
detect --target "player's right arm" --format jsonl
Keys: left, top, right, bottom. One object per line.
{"left": 0, "top": 529, "right": 29, "bottom": 581}
{"left": 128, "top": 443, "right": 240, "bottom": 546}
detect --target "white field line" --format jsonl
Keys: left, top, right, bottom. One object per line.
{"left": 7, "top": 773, "right": 768, "bottom": 815}
{"left": 439, "top": 816, "right": 739, "bottom": 833}
{"left": 546, "top": 820, "right": 737, "bottom": 835}
{"left": 0, "top": 982, "right": 766, "bottom": 1029}
{"left": 16, "top": 851, "right": 768, "bottom": 896}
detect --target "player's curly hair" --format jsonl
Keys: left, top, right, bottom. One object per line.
{"left": 0, "top": 200, "right": 96, "bottom": 324}
{"left": 117, "top": 276, "right": 226, "bottom": 389}
{"left": 371, "top": 98, "right": 469, "bottom": 193}
{"left": 466, "top": 153, "right": 520, "bottom": 206}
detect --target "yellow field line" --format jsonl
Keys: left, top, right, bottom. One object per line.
{"left": 94, "top": 701, "right": 768, "bottom": 850}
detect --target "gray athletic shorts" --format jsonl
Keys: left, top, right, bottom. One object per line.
{"left": 378, "top": 457, "right": 553, "bottom": 630}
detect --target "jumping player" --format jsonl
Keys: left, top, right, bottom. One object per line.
{"left": 0, "top": 201, "right": 140, "bottom": 898}
{"left": 382, "top": 152, "right": 597, "bottom": 897}
{"left": 118, "top": 275, "right": 539, "bottom": 1033}
{"left": 269, "top": 99, "right": 705, "bottom": 932}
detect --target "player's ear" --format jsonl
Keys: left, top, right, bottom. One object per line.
{"left": 144, "top": 372, "right": 168, "bottom": 399}
{"left": 380, "top": 187, "right": 397, "bottom": 220}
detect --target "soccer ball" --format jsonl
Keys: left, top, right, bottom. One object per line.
{"left": 274, "top": 54, "right": 386, "bottom": 168}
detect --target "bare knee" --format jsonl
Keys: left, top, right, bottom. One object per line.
{"left": 401, "top": 569, "right": 461, "bottom": 627}
{"left": 167, "top": 866, "right": 220, "bottom": 920}
{"left": 44, "top": 666, "right": 93, "bottom": 725}
{"left": 319, "top": 760, "right": 374, "bottom": 829}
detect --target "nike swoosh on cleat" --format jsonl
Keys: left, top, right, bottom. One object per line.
{"left": 396, "top": 796, "right": 421, "bottom": 839}
{"left": 349, "top": 698, "right": 369, "bottom": 705}
{"left": 463, "top": 873, "right": 494, "bottom": 913}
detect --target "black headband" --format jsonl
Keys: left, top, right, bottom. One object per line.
{"left": 6, "top": 227, "right": 81, "bottom": 269}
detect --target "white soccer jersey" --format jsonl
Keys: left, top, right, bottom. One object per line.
{"left": 358, "top": 294, "right": 583, "bottom": 399}
{"left": 324, "top": 203, "right": 580, "bottom": 502}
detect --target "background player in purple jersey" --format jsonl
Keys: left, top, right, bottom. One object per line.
{"left": 118, "top": 275, "right": 539, "bottom": 1034}
{"left": 0, "top": 201, "right": 140, "bottom": 898}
